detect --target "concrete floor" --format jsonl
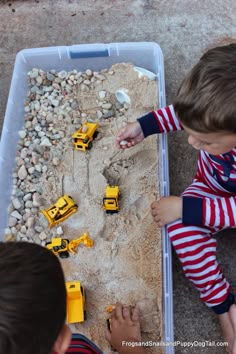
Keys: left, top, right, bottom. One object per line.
{"left": 1, "top": 0, "right": 236, "bottom": 353}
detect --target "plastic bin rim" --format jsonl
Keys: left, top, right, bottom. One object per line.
{"left": 16, "top": 41, "right": 162, "bottom": 57}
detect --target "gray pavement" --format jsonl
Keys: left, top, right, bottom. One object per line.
{"left": 1, "top": 1, "right": 236, "bottom": 353}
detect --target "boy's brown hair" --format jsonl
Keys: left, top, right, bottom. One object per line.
{"left": 173, "top": 43, "right": 236, "bottom": 133}
{"left": 0, "top": 241, "right": 66, "bottom": 354}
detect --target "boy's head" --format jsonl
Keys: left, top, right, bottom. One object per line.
{"left": 174, "top": 44, "right": 236, "bottom": 154}
{"left": 0, "top": 241, "right": 71, "bottom": 354}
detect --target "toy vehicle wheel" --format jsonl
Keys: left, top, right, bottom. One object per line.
{"left": 59, "top": 251, "right": 69, "bottom": 258}
{"left": 84, "top": 310, "right": 87, "bottom": 321}
{"left": 88, "top": 141, "right": 93, "bottom": 150}
{"left": 93, "top": 131, "right": 98, "bottom": 139}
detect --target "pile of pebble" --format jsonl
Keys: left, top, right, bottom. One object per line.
{"left": 5, "top": 66, "right": 129, "bottom": 244}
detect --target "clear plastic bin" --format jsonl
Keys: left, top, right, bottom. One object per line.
{"left": 0, "top": 42, "right": 173, "bottom": 353}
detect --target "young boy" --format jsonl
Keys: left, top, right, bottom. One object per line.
{"left": 0, "top": 241, "right": 145, "bottom": 354}
{"left": 116, "top": 43, "right": 236, "bottom": 353}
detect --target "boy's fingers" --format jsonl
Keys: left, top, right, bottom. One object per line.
{"left": 122, "top": 306, "right": 131, "bottom": 320}
{"left": 112, "top": 302, "right": 123, "bottom": 320}
{"left": 131, "top": 306, "right": 139, "bottom": 322}
{"left": 105, "top": 328, "right": 111, "bottom": 343}
{"left": 151, "top": 201, "right": 157, "bottom": 209}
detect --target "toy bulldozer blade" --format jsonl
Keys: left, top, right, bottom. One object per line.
{"left": 40, "top": 195, "right": 78, "bottom": 228}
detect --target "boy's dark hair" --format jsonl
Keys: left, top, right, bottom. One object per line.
{"left": 173, "top": 43, "right": 236, "bottom": 133}
{"left": 0, "top": 241, "right": 66, "bottom": 354}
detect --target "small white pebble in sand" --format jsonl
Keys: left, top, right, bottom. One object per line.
{"left": 120, "top": 140, "right": 129, "bottom": 146}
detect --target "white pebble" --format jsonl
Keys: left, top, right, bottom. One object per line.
{"left": 19, "top": 130, "right": 27, "bottom": 139}
{"left": 99, "top": 90, "right": 107, "bottom": 99}
{"left": 120, "top": 140, "right": 129, "bottom": 146}
{"left": 28, "top": 167, "right": 35, "bottom": 174}
{"left": 42, "top": 165, "right": 48, "bottom": 173}
{"left": 56, "top": 226, "right": 63, "bottom": 235}
{"left": 52, "top": 157, "right": 60, "bottom": 166}
{"left": 86, "top": 69, "right": 92, "bottom": 76}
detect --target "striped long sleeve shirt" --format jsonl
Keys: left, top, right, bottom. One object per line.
{"left": 54, "top": 333, "right": 103, "bottom": 354}
{"left": 138, "top": 105, "right": 236, "bottom": 229}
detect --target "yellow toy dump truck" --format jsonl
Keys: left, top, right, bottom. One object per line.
{"left": 46, "top": 233, "right": 94, "bottom": 258}
{"left": 103, "top": 185, "right": 120, "bottom": 213}
{"left": 40, "top": 195, "right": 78, "bottom": 228}
{"left": 66, "top": 281, "right": 86, "bottom": 323}
{"left": 72, "top": 121, "right": 98, "bottom": 151}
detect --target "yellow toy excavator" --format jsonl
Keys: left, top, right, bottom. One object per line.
{"left": 46, "top": 233, "right": 94, "bottom": 258}
{"left": 40, "top": 195, "right": 78, "bottom": 228}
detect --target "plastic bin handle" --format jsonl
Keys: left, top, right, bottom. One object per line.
{"left": 69, "top": 49, "right": 109, "bottom": 59}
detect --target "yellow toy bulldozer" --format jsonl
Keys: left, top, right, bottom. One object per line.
{"left": 66, "top": 281, "right": 86, "bottom": 323}
{"left": 72, "top": 121, "right": 98, "bottom": 151}
{"left": 40, "top": 195, "right": 78, "bottom": 228}
{"left": 46, "top": 233, "right": 94, "bottom": 258}
{"left": 103, "top": 185, "right": 120, "bottom": 213}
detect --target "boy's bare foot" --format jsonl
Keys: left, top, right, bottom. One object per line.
{"left": 105, "top": 302, "right": 145, "bottom": 354}
{"left": 218, "top": 304, "right": 236, "bottom": 354}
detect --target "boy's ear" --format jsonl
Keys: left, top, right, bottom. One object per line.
{"left": 53, "top": 324, "right": 71, "bottom": 354}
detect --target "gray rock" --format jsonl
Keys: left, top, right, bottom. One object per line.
{"left": 26, "top": 217, "right": 35, "bottom": 228}
{"left": 23, "top": 193, "right": 32, "bottom": 201}
{"left": 25, "top": 200, "right": 33, "bottom": 208}
{"left": 40, "top": 137, "right": 52, "bottom": 147}
{"left": 102, "top": 103, "right": 112, "bottom": 109}
{"left": 8, "top": 216, "right": 17, "bottom": 227}
{"left": 39, "top": 231, "right": 47, "bottom": 240}
{"left": 18, "top": 165, "right": 28, "bottom": 180}
{"left": 12, "top": 198, "right": 22, "bottom": 210}
{"left": 11, "top": 210, "right": 22, "bottom": 220}
{"left": 46, "top": 73, "right": 55, "bottom": 81}
{"left": 33, "top": 192, "right": 41, "bottom": 207}
{"left": 35, "top": 225, "right": 43, "bottom": 233}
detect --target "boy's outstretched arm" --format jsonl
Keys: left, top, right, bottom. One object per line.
{"left": 116, "top": 105, "right": 183, "bottom": 149}
{"left": 116, "top": 121, "right": 144, "bottom": 149}
{"left": 105, "top": 303, "right": 146, "bottom": 354}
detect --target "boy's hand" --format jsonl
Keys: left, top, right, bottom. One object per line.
{"left": 105, "top": 303, "right": 143, "bottom": 353}
{"left": 116, "top": 122, "right": 144, "bottom": 149}
{"left": 151, "top": 196, "right": 182, "bottom": 227}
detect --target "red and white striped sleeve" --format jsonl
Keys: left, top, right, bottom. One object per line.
{"left": 203, "top": 196, "right": 236, "bottom": 228}
{"left": 182, "top": 195, "right": 236, "bottom": 228}
{"left": 137, "top": 104, "right": 183, "bottom": 137}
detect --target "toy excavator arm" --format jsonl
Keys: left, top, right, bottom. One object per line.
{"left": 68, "top": 240, "right": 82, "bottom": 255}
{"left": 68, "top": 233, "right": 94, "bottom": 255}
